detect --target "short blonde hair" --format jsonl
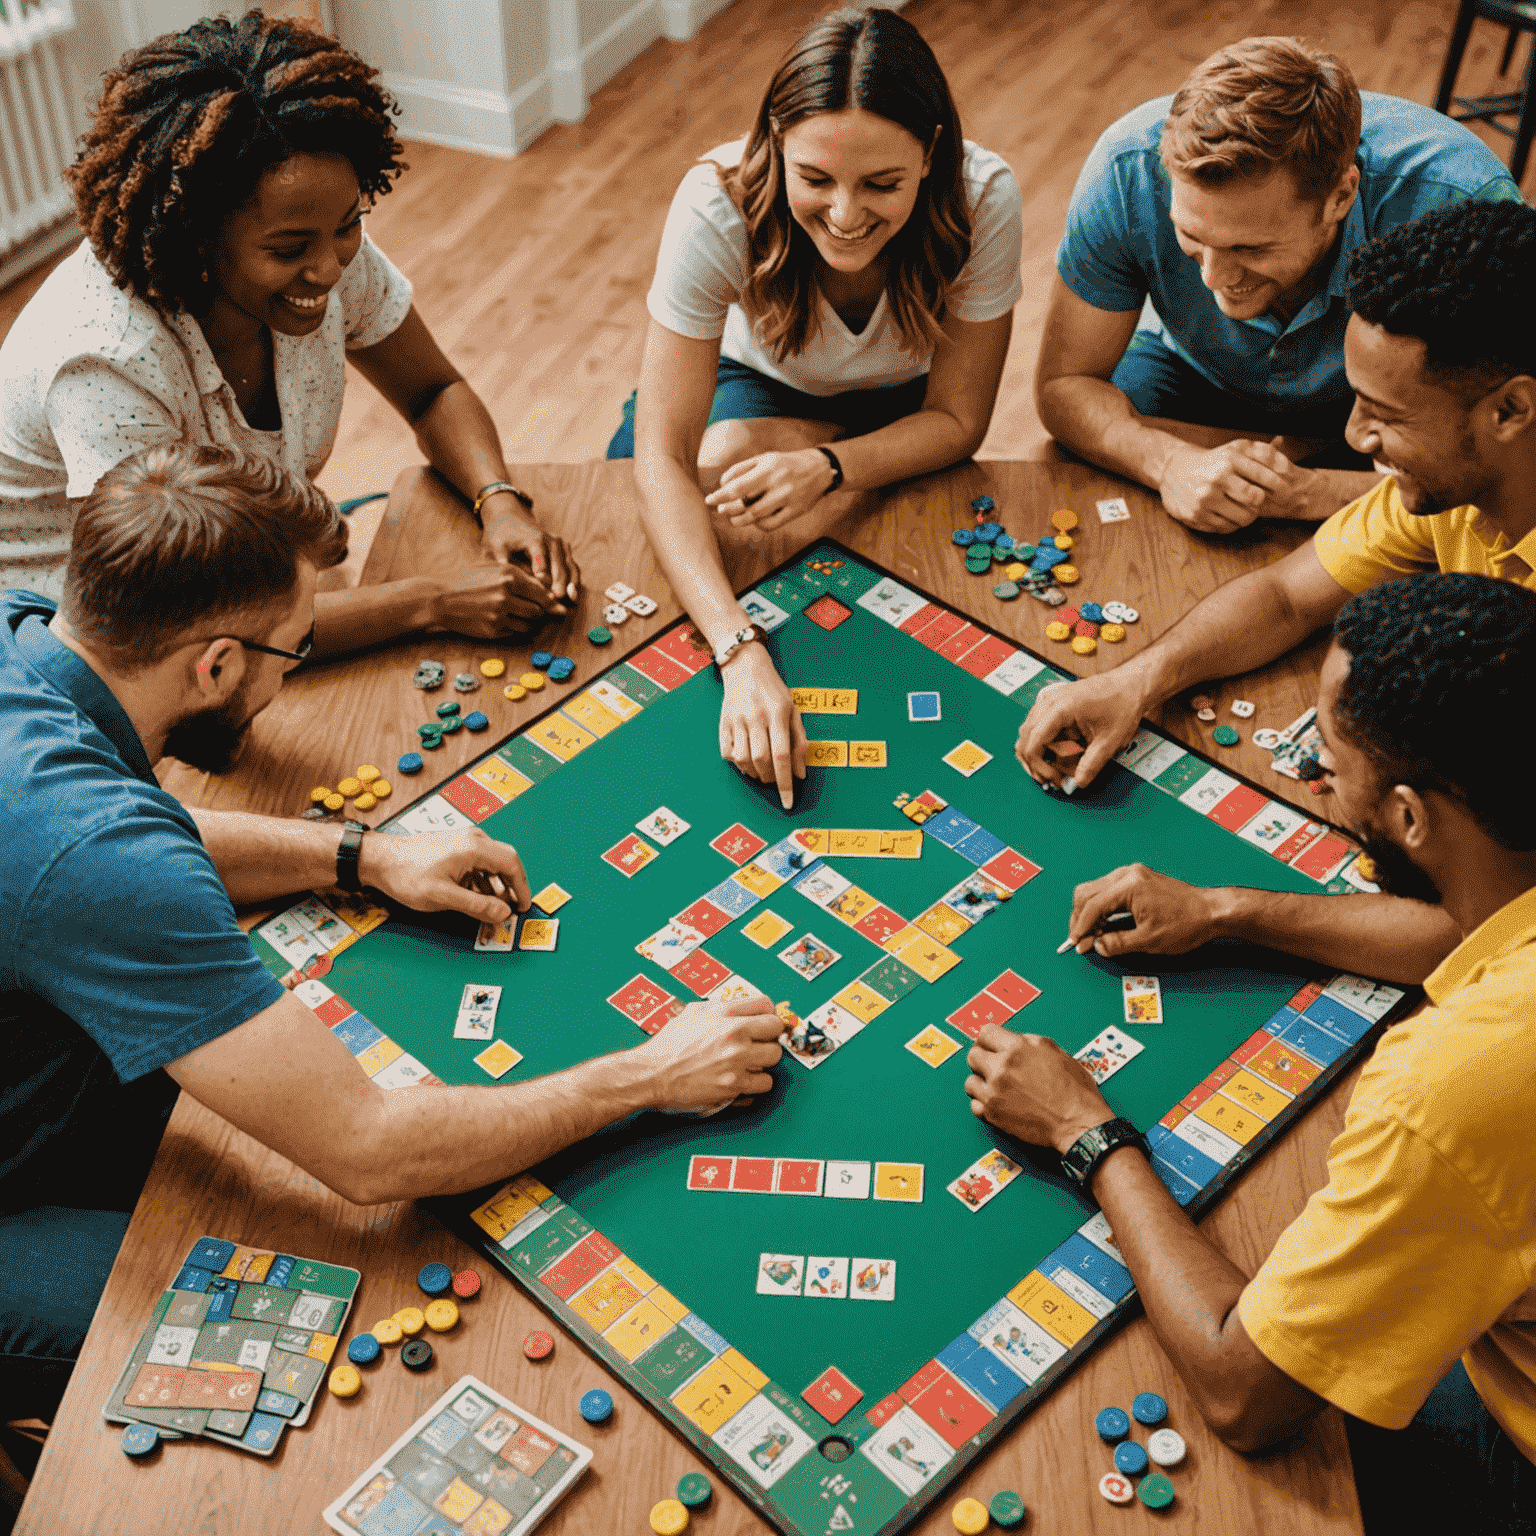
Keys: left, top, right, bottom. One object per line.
{"left": 1160, "top": 37, "right": 1362, "bottom": 202}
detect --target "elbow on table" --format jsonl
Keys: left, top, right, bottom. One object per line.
{"left": 1201, "top": 1391, "right": 1321, "bottom": 1457}
{"left": 295, "top": 1097, "right": 405, "bottom": 1208}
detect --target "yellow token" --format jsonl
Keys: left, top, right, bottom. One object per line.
{"left": 1055, "top": 563, "right": 1081, "bottom": 584}
{"left": 1004, "top": 561, "right": 1027, "bottom": 579}
{"left": 480, "top": 658, "right": 506, "bottom": 677}
{"left": 1071, "top": 634, "right": 1098, "bottom": 655}
{"left": 309, "top": 785, "right": 331, "bottom": 803}
{"left": 1053, "top": 533, "right": 1074, "bottom": 550}
{"left": 353, "top": 793, "right": 378, "bottom": 812}
{"left": 327, "top": 1365, "right": 361, "bottom": 1398}
{"left": 520, "top": 672, "right": 546, "bottom": 692}
{"left": 1101, "top": 622, "right": 1127, "bottom": 643}
{"left": 323, "top": 793, "right": 345, "bottom": 812}
{"left": 649, "top": 1499, "right": 689, "bottom": 1536}
{"left": 356, "top": 764, "right": 380, "bottom": 783}
{"left": 371, "top": 1318, "right": 403, "bottom": 1346}
{"left": 952, "top": 1496, "right": 990, "bottom": 1533}
{"left": 1045, "top": 621, "right": 1071, "bottom": 642}
{"left": 1355, "top": 853, "right": 1378, "bottom": 881}
{"left": 1051, "top": 507, "right": 1079, "bottom": 531}
{"left": 424, "top": 1299, "right": 459, "bottom": 1333}
{"left": 371, "top": 780, "right": 392, "bottom": 799}
{"left": 503, "top": 683, "right": 528, "bottom": 702}
{"left": 393, "top": 1307, "right": 425, "bottom": 1337}
{"left": 337, "top": 776, "right": 362, "bottom": 797}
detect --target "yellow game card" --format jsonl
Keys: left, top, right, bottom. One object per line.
{"left": 849, "top": 741, "right": 888, "bottom": 767}
{"left": 828, "top": 828, "right": 880, "bottom": 856}
{"left": 602, "top": 1297, "right": 675, "bottom": 1361}
{"left": 790, "top": 687, "right": 824, "bottom": 712}
{"left": 794, "top": 827, "right": 830, "bottom": 854}
{"left": 356, "top": 1036, "right": 403, "bottom": 1076}
{"left": 905, "top": 1024, "right": 963, "bottom": 1069}
{"left": 743, "top": 910, "right": 794, "bottom": 949}
{"left": 881, "top": 924, "right": 922, "bottom": 954}
{"left": 832, "top": 980, "right": 890, "bottom": 1024}
{"left": 469, "top": 755, "right": 534, "bottom": 804}
{"left": 531, "top": 883, "right": 571, "bottom": 914}
{"left": 896, "top": 931, "right": 962, "bottom": 982}
{"left": 805, "top": 740, "right": 849, "bottom": 768}
{"left": 474, "top": 1040, "right": 523, "bottom": 1079}
{"left": 732, "top": 861, "right": 785, "bottom": 898}
{"left": 880, "top": 829, "right": 924, "bottom": 858}
{"left": 469, "top": 1183, "right": 541, "bottom": 1240}
{"left": 942, "top": 739, "right": 994, "bottom": 777}
{"left": 915, "top": 901, "right": 972, "bottom": 946}
{"left": 872, "top": 1162, "right": 925, "bottom": 1202}
{"left": 529, "top": 713, "right": 598, "bottom": 762}
{"left": 517, "top": 918, "right": 559, "bottom": 952}
{"left": 560, "top": 690, "right": 625, "bottom": 738}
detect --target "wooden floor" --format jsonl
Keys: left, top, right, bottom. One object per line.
{"left": 0, "top": 0, "right": 1530, "bottom": 510}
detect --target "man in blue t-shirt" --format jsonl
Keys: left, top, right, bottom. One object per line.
{"left": 0, "top": 443, "right": 783, "bottom": 1418}
{"left": 1037, "top": 36, "right": 1522, "bottom": 534}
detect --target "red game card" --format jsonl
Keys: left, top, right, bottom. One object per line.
{"left": 899, "top": 602, "right": 944, "bottom": 637}
{"left": 650, "top": 623, "right": 715, "bottom": 675}
{"left": 606, "top": 974, "right": 673, "bottom": 1023}
{"left": 672, "top": 948, "right": 731, "bottom": 997}
{"left": 955, "top": 633, "right": 1017, "bottom": 680}
{"left": 601, "top": 833, "right": 658, "bottom": 878}
{"left": 946, "top": 992, "right": 1014, "bottom": 1040}
{"left": 731, "top": 1156, "right": 776, "bottom": 1192}
{"left": 865, "top": 1391, "right": 906, "bottom": 1428}
{"left": 639, "top": 998, "right": 685, "bottom": 1035}
{"left": 315, "top": 994, "right": 353, "bottom": 1028}
{"left": 802, "top": 1365, "right": 862, "bottom": 1423}
{"left": 1205, "top": 783, "right": 1269, "bottom": 833}
{"left": 124, "top": 1364, "right": 183, "bottom": 1408}
{"left": 674, "top": 897, "right": 731, "bottom": 939}
{"left": 710, "top": 823, "right": 768, "bottom": 865}
{"left": 898, "top": 1358, "right": 947, "bottom": 1403}
{"left": 909, "top": 1370, "right": 994, "bottom": 1448}
{"left": 184, "top": 1367, "right": 263, "bottom": 1410}
{"left": 687, "top": 1155, "right": 734, "bottom": 1191}
{"left": 438, "top": 774, "right": 504, "bottom": 823}
{"left": 853, "top": 904, "right": 907, "bottom": 945}
{"left": 1292, "top": 830, "right": 1353, "bottom": 880}
{"left": 979, "top": 849, "right": 1042, "bottom": 892}
{"left": 541, "top": 1233, "right": 617, "bottom": 1300}
{"left": 774, "top": 1159, "right": 824, "bottom": 1196}
{"left": 627, "top": 647, "right": 692, "bottom": 691}
{"left": 803, "top": 595, "right": 853, "bottom": 632}
{"left": 936, "top": 624, "right": 984, "bottom": 663}
{"left": 984, "top": 969, "right": 1042, "bottom": 1013}
{"left": 911, "top": 609, "right": 967, "bottom": 651}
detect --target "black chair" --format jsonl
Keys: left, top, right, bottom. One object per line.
{"left": 1435, "top": 0, "right": 1536, "bottom": 183}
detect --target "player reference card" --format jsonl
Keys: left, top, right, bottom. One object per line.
{"left": 102, "top": 1236, "right": 360, "bottom": 1456}
{"left": 323, "top": 1375, "right": 592, "bottom": 1536}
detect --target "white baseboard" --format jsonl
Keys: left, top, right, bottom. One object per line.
{"left": 380, "top": 69, "right": 553, "bottom": 159}
{"left": 659, "top": 0, "right": 734, "bottom": 43}
{"left": 557, "top": 0, "right": 660, "bottom": 122}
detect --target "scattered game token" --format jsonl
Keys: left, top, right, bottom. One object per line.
{"left": 329, "top": 1365, "right": 362, "bottom": 1397}
{"left": 1074, "top": 619, "right": 1099, "bottom": 638}
{"left": 452, "top": 1268, "right": 481, "bottom": 1299}
{"left": 603, "top": 603, "right": 629, "bottom": 625}
{"left": 400, "top": 1339, "right": 434, "bottom": 1372}
{"left": 1147, "top": 1428, "right": 1186, "bottom": 1467}
{"left": 523, "top": 1330, "right": 554, "bottom": 1360}
{"left": 337, "top": 776, "right": 361, "bottom": 796}
{"left": 579, "top": 1388, "right": 613, "bottom": 1424}
{"left": 974, "top": 522, "right": 1001, "bottom": 542}
{"left": 1055, "top": 563, "right": 1080, "bottom": 584}
{"left": 424, "top": 1299, "right": 459, "bottom": 1333}
{"left": 357, "top": 764, "right": 380, "bottom": 783}
{"left": 1098, "top": 1472, "right": 1135, "bottom": 1505}
{"left": 991, "top": 544, "right": 1012, "bottom": 564}
{"left": 588, "top": 626, "right": 612, "bottom": 645}
{"left": 1070, "top": 635, "right": 1097, "bottom": 655}
{"left": 397, "top": 752, "right": 423, "bottom": 775}
{"left": 1133, "top": 1392, "right": 1168, "bottom": 1425}
{"left": 412, "top": 660, "right": 445, "bottom": 690}
{"left": 1213, "top": 724, "right": 1240, "bottom": 746}
{"left": 440, "top": 715, "right": 463, "bottom": 734}
{"left": 1045, "top": 620, "right": 1071, "bottom": 642}
{"left": 1355, "top": 854, "right": 1378, "bottom": 882}
{"left": 520, "top": 671, "right": 545, "bottom": 691}
{"left": 531, "top": 650, "right": 554, "bottom": 669}
{"left": 1004, "top": 561, "right": 1027, "bottom": 579}
{"left": 1118, "top": 605, "right": 1139, "bottom": 622}
{"left": 434, "top": 699, "right": 461, "bottom": 716}
{"left": 624, "top": 592, "right": 658, "bottom": 616}
{"left": 1101, "top": 622, "right": 1126, "bottom": 643}
{"left": 1231, "top": 699, "right": 1256, "bottom": 718}
{"left": 1095, "top": 1406, "right": 1130, "bottom": 1442}
{"left": 1052, "top": 533, "right": 1074, "bottom": 550}
{"left": 504, "top": 683, "right": 528, "bottom": 703}
{"left": 989, "top": 1490, "right": 1027, "bottom": 1528}
{"left": 952, "top": 527, "right": 976, "bottom": 546}
{"left": 1190, "top": 693, "right": 1214, "bottom": 710}
{"left": 310, "top": 785, "right": 330, "bottom": 802}
{"left": 649, "top": 1498, "right": 689, "bottom": 1535}
{"left": 951, "top": 1495, "right": 989, "bottom": 1533}
{"left": 1137, "top": 1472, "right": 1176, "bottom": 1509}
{"left": 372, "top": 1318, "right": 403, "bottom": 1345}
{"left": 995, "top": 532, "right": 1015, "bottom": 551}
{"left": 548, "top": 656, "right": 575, "bottom": 681}
{"left": 965, "top": 552, "right": 993, "bottom": 574}
{"left": 1013, "top": 543, "right": 1036, "bottom": 561}
{"left": 120, "top": 1423, "right": 159, "bottom": 1457}
{"left": 1253, "top": 728, "right": 1281, "bottom": 750}
{"left": 1051, "top": 507, "right": 1079, "bottom": 531}
{"left": 347, "top": 1333, "right": 381, "bottom": 1366}
{"left": 393, "top": 1307, "right": 426, "bottom": 1337}
{"left": 677, "top": 1472, "right": 712, "bottom": 1509}
{"left": 993, "top": 580, "right": 1020, "bottom": 600}
{"left": 971, "top": 495, "right": 995, "bottom": 513}
{"left": 1297, "top": 755, "right": 1325, "bottom": 781}
{"left": 1079, "top": 601, "right": 1103, "bottom": 622}
{"left": 464, "top": 711, "right": 489, "bottom": 731}
{"left": 480, "top": 658, "right": 505, "bottom": 677}
{"left": 1113, "top": 1439, "right": 1149, "bottom": 1475}
{"left": 418, "top": 1262, "right": 453, "bottom": 1296}
{"left": 1195, "top": 707, "right": 1217, "bottom": 723}
{"left": 322, "top": 792, "right": 344, "bottom": 811}
{"left": 353, "top": 792, "right": 377, "bottom": 812}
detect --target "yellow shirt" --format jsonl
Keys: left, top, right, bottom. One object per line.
{"left": 1313, "top": 476, "right": 1536, "bottom": 592}
{"left": 1239, "top": 886, "right": 1536, "bottom": 1459}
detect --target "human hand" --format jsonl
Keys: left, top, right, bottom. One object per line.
{"left": 964, "top": 1025, "right": 1113, "bottom": 1153}
{"left": 430, "top": 560, "right": 564, "bottom": 637}
{"left": 634, "top": 997, "right": 784, "bottom": 1112}
{"left": 359, "top": 827, "right": 531, "bottom": 924}
{"left": 1015, "top": 675, "right": 1147, "bottom": 791}
{"left": 704, "top": 449, "right": 837, "bottom": 532}
{"left": 719, "top": 644, "right": 806, "bottom": 809}
{"left": 1157, "top": 440, "right": 1312, "bottom": 533}
{"left": 1062, "top": 863, "right": 1224, "bottom": 956}
{"left": 478, "top": 499, "right": 580, "bottom": 604}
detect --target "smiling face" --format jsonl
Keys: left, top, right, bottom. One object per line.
{"left": 780, "top": 109, "right": 932, "bottom": 276}
{"left": 211, "top": 152, "right": 364, "bottom": 337}
{"left": 1168, "top": 165, "right": 1357, "bottom": 321}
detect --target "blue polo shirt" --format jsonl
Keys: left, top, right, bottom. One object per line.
{"left": 0, "top": 592, "right": 284, "bottom": 1213}
{"left": 1057, "top": 92, "right": 1523, "bottom": 413}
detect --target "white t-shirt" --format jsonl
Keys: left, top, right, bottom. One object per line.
{"left": 646, "top": 138, "right": 1023, "bottom": 397}
{"left": 0, "top": 232, "right": 413, "bottom": 600}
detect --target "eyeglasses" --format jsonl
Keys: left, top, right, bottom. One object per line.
{"left": 233, "top": 621, "right": 316, "bottom": 665}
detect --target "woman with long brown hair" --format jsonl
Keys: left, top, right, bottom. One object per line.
{"left": 623, "top": 6, "right": 1021, "bottom": 807}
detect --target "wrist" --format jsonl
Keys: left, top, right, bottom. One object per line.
{"left": 478, "top": 493, "right": 528, "bottom": 529}
{"left": 400, "top": 574, "right": 446, "bottom": 630}
{"left": 355, "top": 828, "right": 392, "bottom": 891}
{"left": 1053, "top": 1108, "right": 1116, "bottom": 1158}
{"left": 811, "top": 445, "right": 842, "bottom": 495}
{"left": 1203, "top": 885, "right": 1246, "bottom": 942}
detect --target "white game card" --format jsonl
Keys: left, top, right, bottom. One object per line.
{"left": 1074, "top": 1026, "right": 1145, "bottom": 1084}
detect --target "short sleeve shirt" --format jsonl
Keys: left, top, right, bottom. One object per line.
{"left": 0, "top": 593, "right": 285, "bottom": 1212}
{"left": 646, "top": 139, "right": 1023, "bottom": 396}
{"left": 0, "top": 232, "right": 413, "bottom": 601}
{"left": 1239, "top": 887, "right": 1536, "bottom": 1459}
{"left": 1056, "top": 92, "right": 1522, "bottom": 411}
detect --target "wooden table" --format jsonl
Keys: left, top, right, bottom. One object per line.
{"left": 18, "top": 462, "right": 1363, "bottom": 1535}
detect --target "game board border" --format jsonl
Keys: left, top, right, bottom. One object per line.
{"left": 350, "top": 538, "right": 1414, "bottom": 1536}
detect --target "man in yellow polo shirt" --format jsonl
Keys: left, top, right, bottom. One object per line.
{"left": 972, "top": 572, "right": 1536, "bottom": 1534}
{"left": 1017, "top": 197, "right": 1536, "bottom": 799}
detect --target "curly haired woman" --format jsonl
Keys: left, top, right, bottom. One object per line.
{"left": 0, "top": 9, "right": 578, "bottom": 653}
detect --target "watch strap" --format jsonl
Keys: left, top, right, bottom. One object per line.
{"left": 1060, "top": 1116, "right": 1148, "bottom": 1189}
{"left": 815, "top": 445, "right": 844, "bottom": 493}
{"left": 337, "top": 820, "right": 368, "bottom": 892}
{"left": 714, "top": 623, "right": 768, "bottom": 668}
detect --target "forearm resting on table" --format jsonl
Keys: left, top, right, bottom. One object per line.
{"left": 190, "top": 808, "right": 348, "bottom": 906}
{"left": 1038, "top": 372, "right": 1183, "bottom": 490}
{"left": 313, "top": 577, "right": 442, "bottom": 658}
{"left": 829, "top": 405, "right": 988, "bottom": 494}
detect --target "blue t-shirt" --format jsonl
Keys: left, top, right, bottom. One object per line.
{"left": 0, "top": 592, "right": 284, "bottom": 1212}
{"left": 1056, "top": 92, "right": 1524, "bottom": 411}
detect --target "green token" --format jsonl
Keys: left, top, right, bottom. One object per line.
{"left": 1014, "top": 543, "right": 1036, "bottom": 560}
{"left": 588, "top": 626, "right": 612, "bottom": 646}
{"left": 1213, "top": 724, "right": 1240, "bottom": 746}
{"left": 677, "top": 1472, "right": 712, "bottom": 1508}
{"left": 989, "top": 1489, "right": 1027, "bottom": 1527}
{"left": 1137, "top": 1473, "right": 1175, "bottom": 1509}
{"left": 440, "top": 714, "right": 464, "bottom": 734}
{"left": 435, "top": 701, "right": 461, "bottom": 718}
{"left": 965, "top": 554, "right": 993, "bottom": 574}
{"left": 992, "top": 580, "right": 1020, "bottom": 601}
{"left": 417, "top": 722, "right": 443, "bottom": 741}
{"left": 992, "top": 543, "right": 1011, "bottom": 563}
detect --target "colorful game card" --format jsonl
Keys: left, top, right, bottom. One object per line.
{"left": 688, "top": 1154, "right": 733, "bottom": 1191}
{"left": 455, "top": 983, "right": 501, "bottom": 1041}
{"left": 775, "top": 1158, "right": 825, "bottom": 1196}
{"left": 1074, "top": 1027, "right": 1145, "bottom": 1084}
{"left": 742, "top": 910, "right": 794, "bottom": 949}
{"left": 475, "top": 1039, "right": 523, "bottom": 1079}
{"left": 601, "top": 833, "right": 658, "bottom": 877}
{"left": 804, "top": 740, "right": 849, "bottom": 768}
{"left": 636, "top": 805, "right": 690, "bottom": 845}
{"left": 531, "top": 882, "right": 572, "bottom": 914}
{"left": 474, "top": 920, "right": 515, "bottom": 953}
{"left": 849, "top": 1258, "right": 896, "bottom": 1301}
{"left": 823, "top": 1160, "right": 872, "bottom": 1199}
{"left": 907, "top": 691, "right": 941, "bottom": 721}
{"left": 777, "top": 932, "right": 841, "bottom": 982}
{"left": 1123, "top": 975, "right": 1163, "bottom": 1023}
{"left": 710, "top": 823, "right": 767, "bottom": 865}
{"left": 322, "top": 1376, "right": 591, "bottom": 1535}
{"left": 636, "top": 920, "right": 705, "bottom": 969}
{"left": 942, "top": 740, "right": 993, "bottom": 777}
{"left": 872, "top": 1162, "right": 924, "bottom": 1202}
{"left": 517, "top": 918, "right": 559, "bottom": 952}
{"left": 947, "top": 1149, "right": 1024, "bottom": 1212}
{"left": 793, "top": 864, "right": 851, "bottom": 907}
{"left": 905, "top": 1024, "right": 963, "bottom": 1069}
{"left": 848, "top": 741, "right": 888, "bottom": 767}
{"left": 1097, "top": 496, "right": 1131, "bottom": 522}
{"left": 757, "top": 1254, "right": 806, "bottom": 1297}
{"left": 805, "top": 1256, "right": 849, "bottom": 1297}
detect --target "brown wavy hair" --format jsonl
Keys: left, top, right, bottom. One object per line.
{"left": 717, "top": 6, "right": 971, "bottom": 362}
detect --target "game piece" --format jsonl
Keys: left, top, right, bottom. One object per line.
{"left": 993, "top": 580, "right": 1019, "bottom": 600}
{"left": 463, "top": 710, "right": 489, "bottom": 731}
{"left": 352, "top": 793, "right": 377, "bottom": 811}
{"left": 1123, "top": 974, "right": 1163, "bottom": 1024}
{"left": 951, "top": 1496, "right": 989, "bottom": 1533}
{"left": 1073, "top": 618, "right": 1098, "bottom": 639}
{"left": 453, "top": 671, "right": 480, "bottom": 692}
{"left": 677, "top": 1472, "right": 712, "bottom": 1509}
{"left": 369, "top": 779, "right": 390, "bottom": 798}
{"left": 452, "top": 1268, "right": 481, "bottom": 1299}
{"left": 989, "top": 1490, "right": 1027, "bottom": 1528}
{"left": 974, "top": 521, "right": 1001, "bottom": 543}
{"left": 1196, "top": 706, "right": 1216, "bottom": 722}
{"left": 636, "top": 805, "right": 690, "bottom": 844}
{"left": 588, "top": 625, "right": 612, "bottom": 645}
{"left": 1095, "top": 1406, "right": 1130, "bottom": 1442}
{"left": 907, "top": 690, "right": 941, "bottom": 721}
{"left": 1097, "top": 496, "right": 1131, "bottom": 522}
{"left": 477, "top": 657, "right": 505, "bottom": 678}
{"left": 321, "top": 791, "right": 344, "bottom": 811}
{"left": 503, "top": 682, "right": 527, "bottom": 700}
{"left": 328, "top": 1365, "right": 361, "bottom": 1398}
{"left": 873, "top": 1162, "right": 923, "bottom": 1202}
{"left": 603, "top": 602, "right": 629, "bottom": 625}
{"left": 531, "top": 650, "right": 553, "bottom": 668}
{"left": 1213, "top": 724, "right": 1240, "bottom": 746}
{"left": 1052, "top": 533, "right": 1074, "bottom": 550}
{"left": 411, "top": 659, "right": 444, "bottom": 689}
{"left": 309, "top": 785, "right": 331, "bottom": 803}
{"left": 1055, "top": 563, "right": 1080, "bottom": 584}
{"left": 549, "top": 656, "right": 575, "bottom": 681}
{"left": 523, "top": 1329, "right": 554, "bottom": 1360}
{"left": 849, "top": 1257, "right": 896, "bottom": 1301}
{"left": 1147, "top": 1427, "right": 1186, "bottom": 1466}
{"left": 952, "top": 527, "right": 976, "bottom": 546}
{"left": 346, "top": 1334, "right": 381, "bottom": 1366}
{"left": 1078, "top": 601, "right": 1103, "bottom": 622}
{"left": 965, "top": 551, "right": 993, "bottom": 574}
{"left": 372, "top": 1318, "right": 403, "bottom": 1345}
{"left": 424, "top": 1299, "right": 459, "bottom": 1333}
{"left": 625, "top": 592, "right": 659, "bottom": 616}
{"left": 1045, "top": 620, "right": 1070, "bottom": 641}
{"left": 400, "top": 1339, "right": 433, "bottom": 1371}
{"left": 1231, "top": 698, "right": 1255, "bottom": 717}
{"left": 605, "top": 581, "right": 635, "bottom": 602}
{"left": 651, "top": 1499, "right": 690, "bottom": 1535}
{"left": 120, "top": 1423, "right": 159, "bottom": 1457}
{"left": 520, "top": 670, "right": 546, "bottom": 690}
{"left": 440, "top": 713, "right": 463, "bottom": 734}
{"left": 1137, "top": 1472, "right": 1176, "bottom": 1509}
{"left": 418, "top": 720, "right": 444, "bottom": 739}
{"left": 972, "top": 495, "right": 995, "bottom": 513}
{"left": 392, "top": 1307, "right": 425, "bottom": 1336}
{"left": 1101, "top": 622, "right": 1126, "bottom": 642}
{"left": 942, "top": 739, "right": 992, "bottom": 776}
{"left": 579, "top": 1388, "right": 613, "bottom": 1424}
{"left": 1114, "top": 1439, "right": 1150, "bottom": 1475}
{"left": 1098, "top": 1472, "right": 1135, "bottom": 1505}
{"left": 1133, "top": 1391, "right": 1168, "bottom": 1424}
{"left": 1070, "top": 635, "right": 1097, "bottom": 655}
{"left": 337, "top": 776, "right": 361, "bottom": 796}
{"left": 474, "top": 1039, "right": 523, "bottom": 1078}
{"left": 948, "top": 1148, "right": 1024, "bottom": 1211}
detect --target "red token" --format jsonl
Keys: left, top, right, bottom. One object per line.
{"left": 452, "top": 1269, "right": 481, "bottom": 1299}
{"left": 523, "top": 1330, "right": 554, "bottom": 1360}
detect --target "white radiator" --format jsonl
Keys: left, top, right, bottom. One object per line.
{"left": 0, "top": 0, "right": 81, "bottom": 287}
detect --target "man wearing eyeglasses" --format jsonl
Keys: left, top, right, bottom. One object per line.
{"left": 0, "top": 443, "right": 782, "bottom": 1422}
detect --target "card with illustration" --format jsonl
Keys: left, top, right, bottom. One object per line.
{"left": 1074, "top": 1026, "right": 1145, "bottom": 1084}
{"left": 805, "top": 1256, "right": 849, "bottom": 1298}
{"left": 454, "top": 983, "right": 501, "bottom": 1041}
{"left": 1123, "top": 974, "right": 1163, "bottom": 1023}
{"left": 756, "top": 1254, "right": 806, "bottom": 1297}
{"left": 905, "top": 1024, "right": 963, "bottom": 1069}
{"left": 474, "top": 1039, "right": 522, "bottom": 1079}
{"left": 824, "top": 1160, "right": 872, "bottom": 1199}
{"left": 794, "top": 863, "right": 851, "bottom": 907}
{"left": 777, "top": 932, "right": 841, "bottom": 982}
{"left": 947, "top": 1149, "right": 1024, "bottom": 1212}
{"left": 517, "top": 917, "right": 559, "bottom": 952}
{"left": 873, "top": 1162, "right": 924, "bottom": 1202}
{"left": 777, "top": 1003, "right": 850, "bottom": 1069}
{"left": 601, "top": 833, "right": 658, "bottom": 877}
{"left": 473, "top": 920, "right": 514, "bottom": 953}
{"left": 636, "top": 805, "right": 690, "bottom": 845}
{"left": 942, "top": 739, "right": 993, "bottom": 777}
{"left": 941, "top": 872, "right": 1010, "bottom": 923}
{"left": 742, "top": 909, "right": 795, "bottom": 949}
{"left": 849, "top": 1258, "right": 896, "bottom": 1302}
{"left": 531, "top": 882, "right": 572, "bottom": 914}
{"left": 710, "top": 823, "right": 767, "bottom": 865}
{"left": 636, "top": 920, "right": 705, "bottom": 969}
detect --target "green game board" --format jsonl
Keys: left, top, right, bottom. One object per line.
{"left": 265, "top": 543, "right": 1411, "bottom": 1536}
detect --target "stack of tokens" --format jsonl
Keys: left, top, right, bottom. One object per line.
{"left": 1191, "top": 693, "right": 1217, "bottom": 723}
{"left": 305, "top": 764, "right": 392, "bottom": 818}
{"left": 1094, "top": 1395, "right": 1182, "bottom": 1509}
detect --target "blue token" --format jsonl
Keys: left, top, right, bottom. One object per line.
{"left": 579, "top": 1389, "right": 613, "bottom": 1424}
{"left": 463, "top": 711, "right": 489, "bottom": 732}
{"left": 347, "top": 1332, "right": 381, "bottom": 1365}
{"left": 121, "top": 1423, "right": 159, "bottom": 1457}
{"left": 1079, "top": 601, "right": 1104, "bottom": 623}
{"left": 971, "top": 495, "right": 995, "bottom": 513}
{"left": 974, "top": 521, "right": 1001, "bottom": 543}
{"left": 1114, "top": 1439, "right": 1150, "bottom": 1475}
{"left": 995, "top": 533, "right": 1015, "bottom": 551}
{"left": 951, "top": 528, "right": 976, "bottom": 546}
{"left": 1132, "top": 1391, "right": 1168, "bottom": 1425}
{"left": 1095, "top": 1406, "right": 1131, "bottom": 1442}
{"left": 418, "top": 1262, "right": 454, "bottom": 1297}
{"left": 547, "top": 657, "right": 575, "bottom": 681}
{"left": 531, "top": 650, "right": 554, "bottom": 669}
{"left": 1033, "top": 546, "right": 1068, "bottom": 570}
{"left": 397, "top": 752, "right": 423, "bottom": 775}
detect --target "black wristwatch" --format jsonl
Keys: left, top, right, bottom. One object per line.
{"left": 336, "top": 820, "right": 368, "bottom": 892}
{"left": 815, "top": 445, "right": 844, "bottom": 493}
{"left": 1060, "top": 1117, "right": 1149, "bottom": 1190}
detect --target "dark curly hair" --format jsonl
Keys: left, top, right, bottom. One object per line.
{"left": 1332, "top": 573, "right": 1536, "bottom": 850}
{"left": 1343, "top": 199, "right": 1536, "bottom": 400}
{"left": 67, "top": 8, "right": 405, "bottom": 319}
